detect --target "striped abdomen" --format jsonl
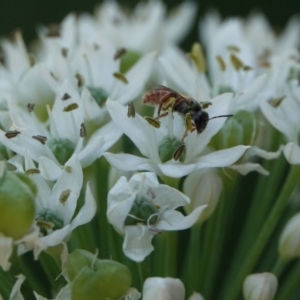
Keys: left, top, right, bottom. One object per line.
{"left": 143, "top": 89, "right": 176, "bottom": 106}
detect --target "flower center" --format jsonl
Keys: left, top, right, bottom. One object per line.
{"left": 48, "top": 138, "right": 75, "bottom": 165}
{"left": 36, "top": 210, "right": 64, "bottom": 233}
{"left": 87, "top": 87, "right": 109, "bottom": 107}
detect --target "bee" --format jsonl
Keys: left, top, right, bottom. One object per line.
{"left": 143, "top": 85, "right": 232, "bottom": 140}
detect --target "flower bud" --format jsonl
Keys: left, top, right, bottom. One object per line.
{"left": 158, "top": 136, "right": 185, "bottom": 163}
{"left": 48, "top": 138, "right": 75, "bottom": 165}
{"left": 0, "top": 171, "right": 36, "bottom": 239}
{"left": 120, "top": 50, "right": 141, "bottom": 73}
{"left": 142, "top": 277, "right": 185, "bottom": 300}
{"left": 211, "top": 110, "right": 255, "bottom": 150}
{"left": 67, "top": 249, "right": 132, "bottom": 300}
{"left": 243, "top": 273, "right": 278, "bottom": 300}
{"left": 183, "top": 169, "right": 222, "bottom": 222}
{"left": 279, "top": 212, "right": 300, "bottom": 260}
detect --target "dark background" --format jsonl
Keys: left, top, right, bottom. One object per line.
{"left": 0, "top": 0, "right": 300, "bottom": 45}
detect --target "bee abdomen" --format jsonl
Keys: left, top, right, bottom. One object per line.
{"left": 143, "top": 90, "right": 174, "bottom": 106}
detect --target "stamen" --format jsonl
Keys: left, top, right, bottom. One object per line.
{"left": 63, "top": 103, "right": 79, "bottom": 112}
{"left": 216, "top": 55, "right": 226, "bottom": 71}
{"left": 114, "top": 48, "right": 127, "bottom": 60}
{"left": 187, "top": 42, "right": 206, "bottom": 72}
{"left": 269, "top": 96, "right": 286, "bottom": 108}
{"left": 27, "top": 103, "right": 35, "bottom": 112}
{"left": 64, "top": 166, "right": 72, "bottom": 173}
{"left": 230, "top": 54, "right": 243, "bottom": 71}
{"left": 61, "top": 93, "right": 71, "bottom": 101}
{"left": 32, "top": 135, "right": 47, "bottom": 145}
{"left": 127, "top": 102, "right": 135, "bottom": 118}
{"left": 61, "top": 48, "right": 68, "bottom": 58}
{"left": 75, "top": 73, "right": 85, "bottom": 88}
{"left": 173, "top": 144, "right": 186, "bottom": 161}
{"left": 227, "top": 45, "right": 240, "bottom": 52}
{"left": 25, "top": 169, "right": 41, "bottom": 175}
{"left": 5, "top": 130, "right": 20, "bottom": 139}
{"left": 113, "top": 72, "right": 128, "bottom": 84}
{"left": 59, "top": 189, "right": 71, "bottom": 205}
{"left": 144, "top": 116, "right": 161, "bottom": 128}
{"left": 167, "top": 108, "right": 174, "bottom": 138}
{"left": 80, "top": 123, "right": 87, "bottom": 138}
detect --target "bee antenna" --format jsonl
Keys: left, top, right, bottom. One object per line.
{"left": 209, "top": 114, "right": 233, "bottom": 121}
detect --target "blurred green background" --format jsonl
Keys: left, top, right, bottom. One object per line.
{"left": 0, "top": 0, "right": 300, "bottom": 45}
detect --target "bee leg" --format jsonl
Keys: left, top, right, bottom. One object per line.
{"left": 181, "top": 130, "right": 189, "bottom": 142}
{"left": 157, "top": 92, "right": 174, "bottom": 117}
{"left": 155, "top": 111, "right": 169, "bottom": 120}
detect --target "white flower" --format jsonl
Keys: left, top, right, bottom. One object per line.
{"left": 243, "top": 273, "right": 278, "bottom": 300}
{"left": 107, "top": 172, "right": 206, "bottom": 262}
{"left": 0, "top": 80, "right": 122, "bottom": 175}
{"left": 90, "top": 0, "right": 197, "bottom": 53}
{"left": 10, "top": 154, "right": 97, "bottom": 257}
{"left": 142, "top": 277, "right": 185, "bottom": 300}
{"left": 104, "top": 98, "right": 249, "bottom": 178}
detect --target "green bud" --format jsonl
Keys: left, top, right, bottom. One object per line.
{"left": 211, "top": 110, "right": 256, "bottom": 149}
{"left": 48, "top": 138, "right": 75, "bottom": 165}
{"left": 0, "top": 171, "right": 36, "bottom": 239}
{"left": 87, "top": 87, "right": 109, "bottom": 107}
{"left": 120, "top": 50, "right": 141, "bottom": 73}
{"left": 67, "top": 249, "right": 132, "bottom": 300}
{"left": 158, "top": 136, "right": 186, "bottom": 163}
{"left": 125, "top": 196, "right": 158, "bottom": 226}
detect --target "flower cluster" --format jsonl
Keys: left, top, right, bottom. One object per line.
{"left": 1, "top": 1, "right": 300, "bottom": 300}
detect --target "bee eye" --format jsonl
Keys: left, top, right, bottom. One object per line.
{"left": 193, "top": 111, "right": 209, "bottom": 133}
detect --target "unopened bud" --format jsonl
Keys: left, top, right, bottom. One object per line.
{"left": 243, "top": 273, "right": 278, "bottom": 300}
{"left": 142, "top": 277, "right": 185, "bottom": 300}
{"left": 279, "top": 212, "right": 300, "bottom": 260}
{"left": 0, "top": 171, "right": 36, "bottom": 239}
{"left": 67, "top": 249, "right": 132, "bottom": 300}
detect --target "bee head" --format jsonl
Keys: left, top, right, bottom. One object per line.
{"left": 193, "top": 111, "right": 209, "bottom": 134}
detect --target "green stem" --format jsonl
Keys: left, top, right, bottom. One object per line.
{"left": 271, "top": 257, "right": 288, "bottom": 277}
{"left": 231, "top": 154, "right": 287, "bottom": 268}
{"left": 164, "top": 232, "right": 178, "bottom": 277}
{"left": 137, "top": 256, "right": 151, "bottom": 289}
{"left": 275, "top": 260, "right": 300, "bottom": 300}
{"left": 222, "top": 165, "right": 300, "bottom": 300}
{"left": 180, "top": 223, "right": 202, "bottom": 296}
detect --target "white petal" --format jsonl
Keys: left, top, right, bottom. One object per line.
{"left": 103, "top": 153, "right": 157, "bottom": 173}
{"left": 229, "top": 163, "right": 269, "bottom": 176}
{"left": 249, "top": 145, "right": 283, "bottom": 160}
{"left": 107, "top": 176, "right": 136, "bottom": 234}
{"left": 81, "top": 88, "right": 105, "bottom": 122}
{"left": 164, "top": 1, "right": 197, "bottom": 44}
{"left": 111, "top": 52, "right": 157, "bottom": 105}
{"left": 158, "top": 163, "right": 196, "bottom": 178}
{"left": 78, "top": 136, "right": 104, "bottom": 168}
{"left": 151, "top": 185, "right": 190, "bottom": 209}
{"left": 194, "top": 146, "right": 250, "bottom": 170}
{"left": 50, "top": 155, "right": 83, "bottom": 224}
{"left": 70, "top": 182, "right": 97, "bottom": 230}
{"left": 188, "top": 292, "right": 205, "bottom": 300}
{"left": 123, "top": 225, "right": 155, "bottom": 262}
{"left": 9, "top": 274, "right": 26, "bottom": 300}
{"left": 0, "top": 235, "right": 13, "bottom": 271}
{"left": 156, "top": 205, "right": 207, "bottom": 231}
{"left": 106, "top": 100, "right": 159, "bottom": 160}
{"left": 37, "top": 225, "right": 72, "bottom": 256}
{"left": 284, "top": 142, "right": 300, "bottom": 164}
{"left": 38, "top": 156, "right": 62, "bottom": 181}
{"left": 143, "top": 277, "right": 185, "bottom": 300}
